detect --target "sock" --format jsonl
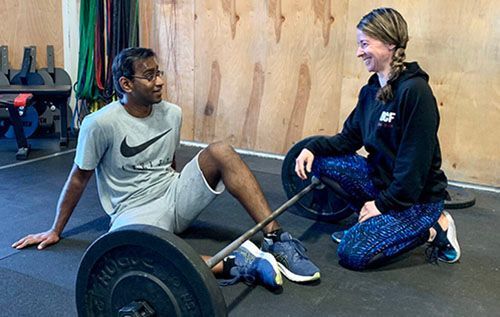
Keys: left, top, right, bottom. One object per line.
{"left": 222, "top": 256, "right": 236, "bottom": 278}
{"left": 264, "top": 228, "right": 284, "bottom": 243}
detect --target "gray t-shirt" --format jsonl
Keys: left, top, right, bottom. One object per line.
{"left": 75, "top": 100, "right": 182, "bottom": 221}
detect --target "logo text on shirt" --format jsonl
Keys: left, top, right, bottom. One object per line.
{"left": 379, "top": 111, "right": 396, "bottom": 123}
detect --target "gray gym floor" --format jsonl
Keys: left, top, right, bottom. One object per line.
{"left": 0, "top": 139, "right": 498, "bottom": 316}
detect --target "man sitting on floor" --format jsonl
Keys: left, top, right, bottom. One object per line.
{"left": 12, "top": 47, "right": 320, "bottom": 288}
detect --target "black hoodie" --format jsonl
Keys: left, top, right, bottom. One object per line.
{"left": 306, "top": 62, "right": 447, "bottom": 212}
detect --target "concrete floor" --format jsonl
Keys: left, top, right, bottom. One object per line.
{"left": 0, "top": 139, "right": 498, "bottom": 316}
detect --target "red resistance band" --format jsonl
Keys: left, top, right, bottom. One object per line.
{"left": 14, "top": 93, "right": 34, "bottom": 108}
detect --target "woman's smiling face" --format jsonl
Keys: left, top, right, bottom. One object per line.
{"left": 356, "top": 29, "right": 395, "bottom": 76}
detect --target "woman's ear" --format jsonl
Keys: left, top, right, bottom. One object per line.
{"left": 387, "top": 43, "right": 396, "bottom": 51}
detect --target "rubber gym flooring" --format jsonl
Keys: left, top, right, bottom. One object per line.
{"left": 0, "top": 138, "right": 498, "bottom": 317}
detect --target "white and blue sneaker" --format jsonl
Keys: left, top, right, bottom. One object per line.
{"left": 262, "top": 232, "right": 320, "bottom": 282}
{"left": 220, "top": 240, "right": 282, "bottom": 289}
{"left": 426, "top": 211, "right": 461, "bottom": 263}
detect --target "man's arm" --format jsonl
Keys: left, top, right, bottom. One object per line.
{"left": 12, "top": 164, "right": 94, "bottom": 250}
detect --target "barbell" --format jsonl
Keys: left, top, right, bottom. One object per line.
{"left": 75, "top": 178, "right": 323, "bottom": 317}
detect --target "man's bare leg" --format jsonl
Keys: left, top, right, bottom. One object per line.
{"left": 197, "top": 141, "right": 280, "bottom": 234}
{"left": 197, "top": 141, "right": 319, "bottom": 283}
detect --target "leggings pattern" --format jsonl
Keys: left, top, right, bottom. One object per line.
{"left": 312, "top": 154, "right": 443, "bottom": 270}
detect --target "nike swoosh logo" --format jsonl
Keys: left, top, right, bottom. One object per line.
{"left": 120, "top": 128, "right": 172, "bottom": 158}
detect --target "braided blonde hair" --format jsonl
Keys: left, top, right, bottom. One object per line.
{"left": 357, "top": 8, "right": 409, "bottom": 102}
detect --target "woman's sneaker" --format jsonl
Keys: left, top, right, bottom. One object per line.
{"left": 426, "top": 211, "right": 461, "bottom": 263}
{"left": 331, "top": 230, "right": 347, "bottom": 244}
{"left": 262, "top": 232, "right": 320, "bottom": 282}
{"left": 219, "top": 240, "right": 282, "bottom": 289}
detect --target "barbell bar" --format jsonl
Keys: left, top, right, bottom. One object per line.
{"left": 206, "top": 176, "right": 322, "bottom": 268}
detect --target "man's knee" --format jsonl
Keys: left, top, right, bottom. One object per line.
{"left": 205, "top": 141, "right": 236, "bottom": 161}
{"left": 198, "top": 141, "right": 238, "bottom": 185}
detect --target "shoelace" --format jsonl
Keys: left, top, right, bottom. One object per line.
{"left": 286, "top": 238, "right": 310, "bottom": 260}
{"left": 218, "top": 253, "right": 257, "bottom": 286}
{"left": 219, "top": 271, "right": 256, "bottom": 286}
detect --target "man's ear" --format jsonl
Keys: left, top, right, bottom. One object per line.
{"left": 119, "top": 76, "right": 133, "bottom": 94}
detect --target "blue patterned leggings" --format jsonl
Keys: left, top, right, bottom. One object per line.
{"left": 312, "top": 154, "right": 443, "bottom": 270}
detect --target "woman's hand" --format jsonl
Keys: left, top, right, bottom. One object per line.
{"left": 295, "top": 149, "right": 315, "bottom": 180}
{"left": 358, "top": 200, "right": 382, "bottom": 223}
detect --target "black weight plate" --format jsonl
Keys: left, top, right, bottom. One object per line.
{"left": 76, "top": 225, "right": 227, "bottom": 317}
{"left": 37, "top": 69, "right": 55, "bottom": 86}
{"left": 445, "top": 186, "right": 476, "bottom": 209}
{"left": 10, "top": 70, "right": 45, "bottom": 86}
{"left": 39, "top": 67, "right": 72, "bottom": 85}
{"left": 282, "top": 136, "right": 354, "bottom": 222}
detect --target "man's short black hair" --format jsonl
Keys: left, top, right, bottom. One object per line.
{"left": 112, "top": 47, "right": 156, "bottom": 98}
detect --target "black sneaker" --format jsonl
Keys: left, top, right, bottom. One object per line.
{"left": 426, "top": 211, "right": 461, "bottom": 263}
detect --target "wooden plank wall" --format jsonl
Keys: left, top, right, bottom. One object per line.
{"left": 146, "top": 1, "right": 498, "bottom": 187}
{"left": 0, "top": 0, "right": 64, "bottom": 69}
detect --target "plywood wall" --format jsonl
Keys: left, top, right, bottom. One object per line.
{"left": 0, "top": 0, "right": 64, "bottom": 69}
{"left": 142, "top": 0, "right": 499, "bottom": 187}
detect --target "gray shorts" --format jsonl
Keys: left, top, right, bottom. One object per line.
{"left": 109, "top": 151, "right": 225, "bottom": 233}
